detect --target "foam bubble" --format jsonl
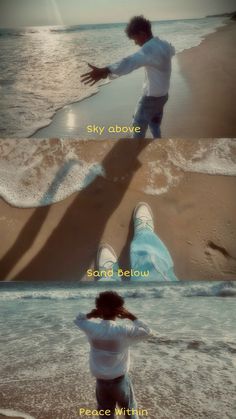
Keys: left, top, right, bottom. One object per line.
{"left": 0, "top": 139, "right": 105, "bottom": 207}
{"left": 1, "top": 138, "right": 235, "bottom": 207}
{"left": 142, "top": 138, "right": 236, "bottom": 196}
{"left": 168, "top": 138, "right": 236, "bottom": 176}
{"left": 144, "top": 160, "right": 182, "bottom": 195}
{"left": 0, "top": 410, "right": 35, "bottom": 419}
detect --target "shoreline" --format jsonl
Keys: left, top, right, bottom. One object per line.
{"left": 32, "top": 19, "right": 236, "bottom": 139}
{"left": 0, "top": 415, "right": 33, "bottom": 419}
{"left": 1, "top": 287, "right": 235, "bottom": 419}
{"left": 176, "top": 19, "right": 236, "bottom": 137}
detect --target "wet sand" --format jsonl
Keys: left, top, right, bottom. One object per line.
{"left": 0, "top": 416, "right": 24, "bottom": 419}
{"left": 0, "top": 139, "right": 235, "bottom": 282}
{"left": 33, "top": 21, "right": 236, "bottom": 139}
{"left": 177, "top": 21, "right": 236, "bottom": 138}
{"left": 0, "top": 413, "right": 33, "bottom": 419}
{"left": 0, "top": 416, "right": 23, "bottom": 419}
{"left": 0, "top": 416, "right": 26, "bottom": 419}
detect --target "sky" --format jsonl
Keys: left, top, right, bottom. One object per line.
{"left": 0, "top": 0, "right": 235, "bottom": 27}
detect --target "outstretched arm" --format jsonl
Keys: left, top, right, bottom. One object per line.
{"left": 108, "top": 50, "right": 149, "bottom": 78}
{"left": 81, "top": 63, "right": 111, "bottom": 86}
{"left": 81, "top": 49, "right": 148, "bottom": 85}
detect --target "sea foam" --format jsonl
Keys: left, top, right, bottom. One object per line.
{"left": 0, "top": 139, "right": 104, "bottom": 207}
{"left": 1, "top": 280, "right": 235, "bottom": 419}
{"left": 0, "top": 410, "right": 35, "bottom": 419}
{"left": 0, "top": 281, "right": 235, "bottom": 301}
{"left": 143, "top": 138, "right": 236, "bottom": 195}
{"left": 0, "top": 17, "right": 226, "bottom": 138}
{"left": 0, "top": 138, "right": 235, "bottom": 207}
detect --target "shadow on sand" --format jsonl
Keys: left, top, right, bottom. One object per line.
{"left": 0, "top": 139, "right": 151, "bottom": 281}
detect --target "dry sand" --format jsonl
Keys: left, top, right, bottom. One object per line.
{"left": 0, "top": 139, "right": 235, "bottom": 282}
{"left": 175, "top": 21, "right": 236, "bottom": 138}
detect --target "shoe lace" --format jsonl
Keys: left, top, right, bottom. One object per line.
{"left": 100, "top": 260, "right": 119, "bottom": 271}
{"left": 135, "top": 216, "right": 153, "bottom": 231}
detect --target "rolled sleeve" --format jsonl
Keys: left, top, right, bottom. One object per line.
{"left": 74, "top": 312, "right": 93, "bottom": 334}
{"left": 108, "top": 51, "right": 149, "bottom": 77}
{"left": 74, "top": 312, "right": 86, "bottom": 323}
{"left": 125, "top": 319, "right": 154, "bottom": 342}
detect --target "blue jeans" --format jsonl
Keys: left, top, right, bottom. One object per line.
{"left": 132, "top": 94, "right": 168, "bottom": 139}
{"left": 96, "top": 374, "right": 138, "bottom": 419}
{"left": 130, "top": 228, "right": 178, "bottom": 281}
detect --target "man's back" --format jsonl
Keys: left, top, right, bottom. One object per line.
{"left": 109, "top": 36, "right": 175, "bottom": 97}
{"left": 141, "top": 37, "right": 175, "bottom": 96}
{"left": 74, "top": 314, "right": 152, "bottom": 379}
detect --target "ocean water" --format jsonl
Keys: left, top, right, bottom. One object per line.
{"left": 0, "top": 138, "right": 235, "bottom": 208}
{"left": 0, "top": 17, "right": 226, "bottom": 138}
{"left": 0, "top": 281, "right": 235, "bottom": 419}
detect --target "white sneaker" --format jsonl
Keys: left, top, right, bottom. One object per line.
{"left": 133, "top": 202, "right": 154, "bottom": 233}
{"left": 97, "top": 243, "right": 118, "bottom": 272}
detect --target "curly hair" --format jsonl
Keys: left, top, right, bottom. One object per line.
{"left": 125, "top": 15, "right": 152, "bottom": 38}
{"left": 95, "top": 291, "right": 124, "bottom": 319}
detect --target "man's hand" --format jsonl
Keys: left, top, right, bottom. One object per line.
{"left": 86, "top": 308, "right": 102, "bottom": 319}
{"left": 81, "top": 63, "right": 110, "bottom": 86}
{"left": 117, "top": 307, "right": 137, "bottom": 321}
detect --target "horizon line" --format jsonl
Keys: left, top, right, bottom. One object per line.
{"left": 0, "top": 15, "right": 225, "bottom": 29}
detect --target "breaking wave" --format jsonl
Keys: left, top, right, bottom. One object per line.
{"left": 0, "top": 281, "right": 235, "bottom": 301}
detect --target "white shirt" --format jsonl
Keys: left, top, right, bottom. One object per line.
{"left": 108, "top": 37, "right": 175, "bottom": 97}
{"left": 74, "top": 313, "right": 153, "bottom": 379}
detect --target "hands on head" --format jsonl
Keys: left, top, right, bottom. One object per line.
{"left": 81, "top": 63, "right": 110, "bottom": 86}
{"left": 116, "top": 307, "right": 137, "bottom": 321}
{"left": 86, "top": 308, "right": 102, "bottom": 319}
{"left": 86, "top": 306, "right": 137, "bottom": 321}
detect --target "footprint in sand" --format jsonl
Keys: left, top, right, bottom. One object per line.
{"left": 204, "top": 240, "right": 236, "bottom": 275}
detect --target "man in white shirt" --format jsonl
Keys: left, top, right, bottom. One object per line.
{"left": 81, "top": 15, "right": 175, "bottom": 139}
{"left": 74, "top": 291, "right": 153, "bottom": 418}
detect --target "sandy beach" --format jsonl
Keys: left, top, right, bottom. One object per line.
{"left": 1, "top": 280, "right": 236, "bottom": 419}
{"left": 1, "top": 12, "right": 236, "bottom": 419}
{"left": 0, "top": 138, "right": 236, "bottom": 282}
{"left": 33, "top": 20, "right": 236, "bottom": 139}
{"left": 177, "top": 20, "right": 236, "bottom": 138}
